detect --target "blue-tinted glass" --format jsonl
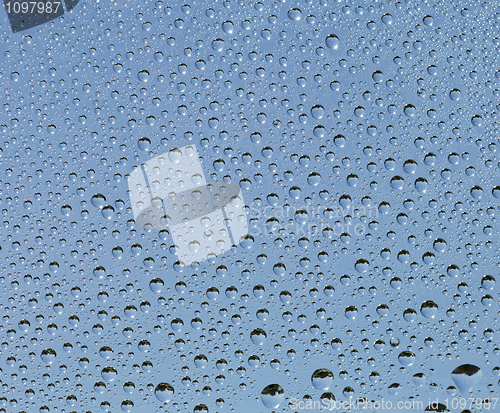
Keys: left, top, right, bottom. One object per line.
{"left": 0, "top": 0, "right": 499, "bottom": 412}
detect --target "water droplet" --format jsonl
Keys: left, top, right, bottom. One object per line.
{"left": 433, "top": 238, "right": 447, "bottom": 252}
{"left": 211, "top": 38, "right": 225, "bottom": 52}
{"left": 250, "top": 328, "right": 267, "bottom": 345}
{"left": 381, "top": 13, "right": 393, "bottom": 24}
{"left": 420, "top": 301, "right": 438, "bottom": 318}
{"left": 355, "top": 259, "right": 370, "bottom": 273}
{"left": 60, "top": 204, "right": 72, "bottom": 216}
{"left": 325, "top": 34, "right": 339, "bottom": 49}
{"left": 404, "top": 104, "right": 416, "bottom": 117}
{"left": 423, "top": 15, "right": 434, "bottom": 26}
{"left": 372, "top": 70, "right": 384, "bottom": 82}
{"left": 137, "top": 70, "right": 150, "bottom": 82}
{"left": 390, "top": 176, "right": 404, "bottom": 189}
{"left": 344, "top": 306, "right": 358, "bottom": 319}
{"left": 471, "top": 115, "right": 483, "bottom": 127}
{"left": 40, "top": 349, "right": 56, "bottom": 364}
{"left": 398, "top": 351, "right": 416, "bottom": 366}
{"left": 449, "top": 89, "right": 461, "bottom": 101}
{"left": 451, "top": 364, "right": 483, "bottom": 393}
{"left": 222, "top": 20, "right": 234, "bottom": 33}
{"left": 101, "top": 366, "right": 118, "bottom": 381}
{"left": 91, "top": 194, "right": 106, "bottom": 209}
{"left": 138, "top": 137, "right": 151, "bottom": 151}
{"left": 155, "top": 383, "right": 174, "bottom": 402}
{"left": 311, "top": 369, "right": 334, "bottom": 390}
{"left": 261, "top": 384, "right": 284, "bottom": 408}
{"left": 311, "top": 104, "right": 325, "bottom": 119}
{"left": 287, "top": 8, "right": 302, "bottom": 21}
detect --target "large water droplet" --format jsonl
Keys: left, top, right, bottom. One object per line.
{"left": 451, "top": 364, "right": 483, "bottom": 393}
{"left": 325, "top": 34, "right": 339, "bottom": 49}
{"left": 287, "top": 8, "right": 302, "bottom": 20}
{"left": 250, "top": 328, "right": 267, "bottom": 345}
{"left": 311, "top": 104, "right": 325, "bottom": 119}
{"left": 261, "top": 384, "right": 284, "bottom": 408}
{"left": 40, "top": 349, "right": 56, "bottom": 364}
{"left": 420, "top": 301, "right": 438, "bottom": 318}
{"left": 398, "top": 351, "right": 416, "bottom": 366}
{"left": 211, "top": 38, "right": 225, "bottom": 52}
{"left": 449, "top": 89, "right": 461, "bottom": 101}
{"left": 137, "top": 70, "right": 150, "bottom": 82}
{"left": 311, "top": 368, "right": 334, "bottom": 390}
{"left": 155, "top": 383, "right": 174, "bottom": 402}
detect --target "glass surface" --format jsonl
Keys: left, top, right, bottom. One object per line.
{"left": 0, "top": 1, "right": 499, "bottom": 412}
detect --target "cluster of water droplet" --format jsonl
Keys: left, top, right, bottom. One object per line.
{"left": 0, "top": 0, "right": 499, "bottom": 412}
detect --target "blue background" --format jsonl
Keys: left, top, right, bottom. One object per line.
{"left": 0, "top": 0, "right": 499, "bottom": 412}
